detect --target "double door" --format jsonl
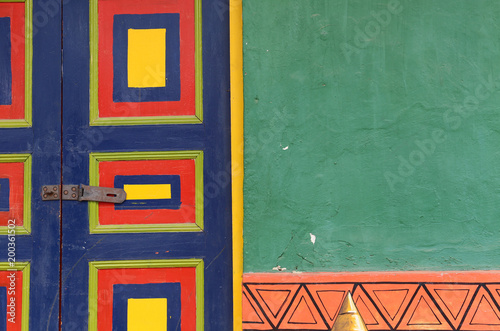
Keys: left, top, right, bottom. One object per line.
{"left": 0, "top": 0, "right": 233, "bottom": 329}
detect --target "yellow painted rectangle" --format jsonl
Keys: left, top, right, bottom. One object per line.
{"left": 128, "top": 28, "right": 166, "bottom": 88}
{"left": 128, "top": 298, "right": 167, "bottom": 331}
{"left": 124, "top": 184, "right": 172, "bottom": 200}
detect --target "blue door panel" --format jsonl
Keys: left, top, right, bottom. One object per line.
{"left": 61, "top": 0, "right": 233, "bottom": 329}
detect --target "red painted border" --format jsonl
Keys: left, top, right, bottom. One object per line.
{"left": 0, "top": 3, "right": 25, "bottom": 120}
{"left": 97, "top": 267, "right": 196, "bottom": 330}
{"left": 0, "top": 162, "right": 24, "bottom": 227}
{"left": 98, "top": 159, "right": 196, "bottom": 225}
{"left": 0, "top": 270, "right": 24, "bottom": 331}
{"left": 98, "top": 0, "right": 196, "bottom": 118}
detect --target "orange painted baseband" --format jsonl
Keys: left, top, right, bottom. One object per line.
{"left": 243, "top": 271, "right": 500, "bottom": 330}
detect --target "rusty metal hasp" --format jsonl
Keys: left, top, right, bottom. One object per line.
{"left": 41, "top": 185, "right": 126, "bottom": 203}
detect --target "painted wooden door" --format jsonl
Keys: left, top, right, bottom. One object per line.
{"left": 0, "top": 0, "right": 233, "bottom": 329}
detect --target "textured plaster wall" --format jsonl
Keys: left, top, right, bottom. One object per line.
{"left": 243, "top": 0, "right": 500, "bottom": 272}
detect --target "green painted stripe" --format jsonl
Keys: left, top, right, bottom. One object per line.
{"left": 21, "top": 154, "right": 31, "bottom": 234}
{"left": 89, "top": 223, "right": 203, "bottom": 234}
{"left": 0, "top": 154, "right": 30, "bottom": 163}
{"left": 194, "top": 0, "right": 203, "bottom": 123}
{"left": 88, "top": 0, "right": 99, "bottom": 126}
{"left": 20, "top": 262, "right": 29, "bottom": 331}
{"left": 0, "top": 120, "right": 31, "bottom": 128}
{"left": 24, "top": 0, "right": 32, "bottom": 127}
{"left": 88, "top": 262, "right": 98, "bottom": 331}
{"left": 195, "top": 259, "right": 204, "bottom": 331}
{"left": 91, "top": 115, "right": 202, "bottom": 126}
{"left": 195, "top": 151, "right": 204, "bottom": 230}
{"left": 90, "top": 259, "right": 203, "bottom": 269}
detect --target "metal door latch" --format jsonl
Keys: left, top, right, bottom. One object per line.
{"left": 41, "top": 185, "right": 126, "bottom": 203}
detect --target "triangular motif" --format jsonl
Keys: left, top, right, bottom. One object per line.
{"left": 375, "top": 290, "right": 409, "bottom": 320}
{"left": 257, "top": 289, "right": 291, "bottom": 318}
{"left": 242, "top": 290, "right": 263, "bottom": 323}
{"left": 246, "top": 283, "right": 300, "bottom": 328}
{"left": 242, "top": 288, "right": 270, "bottom": 330}
{"left": 427, "top": 283, "right": 478, "bottom": 329}
{"left": 242, "top": 288, "right": 273, "bottom": 330}
{"left": 279, "top": 286, "right": 327, "bottom": 330}
{"left": 435, "top": 290, "right": 468, "bottom": 319}
{"left": 472, "top": 297, "right": 500, "bottom": 325}
{"left": 462, "top": 286, "right": 500, "bottom": 330}
{"left": 398, "top": 286, "right": 452, "bottom": 330}
{"left": 357, "top": 296, "right": 379, "bottom": 325}
{"left": 408, "top": 298, "right": 441, "bottom": 325}
{"left": 484, "top": 284, "right": 500, "bottom": 313}
{"left": 306, "top": 283, "right": 354, "bottom": 328}
{"left": 363, "top": 283, "right": 419, "bottom": 328}
{"left": 352, "top": 286, "right": 391, "bottom": 330}
{"left": 288, "top": 296, "right": 317, "bottom": 324}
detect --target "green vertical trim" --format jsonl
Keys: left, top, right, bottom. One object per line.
{"left": 194, "top": 0, "right": 203, "bottom": 122}
{"left": 0, "top": 262, "right": 30, "bottom": 330}
{"left": 24, "top": 0, "right": 32, "bottom": 126}
{"left": 21, "top": 154, "right": 31, "bottom": 234}
{"left": 0, "top": 154, "right": 31, "bottom": 235}
{"left": 88, "top": 259, "right": 204, "bottom": 331}
{"left": 88, "top": 0, "right": 203, "bottom": 126}
{"left": 195, "top": 259, "right": 204, "bottom": 331}
{"left": 88, "top": 153, "right": 99, "bottom": 234}
{"left": 20, "top": 262, "right": 30, "bottom": 331}
{"left": 0, "top": 0, "right": 32, "bottom": 128}
{"left": 88, "top": 262, "right": 98, "bottom": 331}
{"left": 195, "top": 151, "right": 204, "bottom": 229}
{"left": 89, "top": 0, "right": 99, "bottom": 127}
{"left": 89, "top": 151, "right": 204, "bottom": 233}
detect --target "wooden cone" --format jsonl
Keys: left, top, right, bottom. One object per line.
{"left": 331, "top": 292, "right": 368, "bottom": 331}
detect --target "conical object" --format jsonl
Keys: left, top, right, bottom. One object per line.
{"left": 331, "top": 292, "right": 368, "bottom": 331}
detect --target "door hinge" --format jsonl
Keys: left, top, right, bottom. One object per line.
{"left": 41, "top": 185, "right": 127, "bottom": 204}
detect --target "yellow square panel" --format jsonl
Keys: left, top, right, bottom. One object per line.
{"left": 128, "top": 28, "right": 166, "bottom": 88}
{"left": 128, "top": 298, "right": 168, "bottom": 331}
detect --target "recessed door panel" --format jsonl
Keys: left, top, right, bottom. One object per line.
{"left": 62, "top": 0, "right": 233, "bottom": 329}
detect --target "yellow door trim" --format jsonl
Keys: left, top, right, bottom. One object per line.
{"left": 230, "top": 0, "right": 244, "bottom": 329}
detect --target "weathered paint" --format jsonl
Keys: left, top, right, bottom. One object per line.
{"left": 64, "top": 0, "right": 233, "bottom": 328}
{"left": 243, "top": 0, "right": 500, "bottom": 272}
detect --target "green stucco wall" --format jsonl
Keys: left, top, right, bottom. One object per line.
{"left": 243, "top": 0, "right": 500, "bottom": 272}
